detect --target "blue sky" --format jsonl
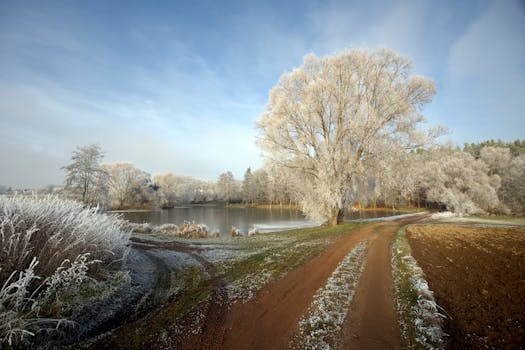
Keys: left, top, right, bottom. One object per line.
{"left": 1, "top": 0, "right": 524, "bottom": 187}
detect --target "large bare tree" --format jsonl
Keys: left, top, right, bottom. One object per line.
{"left": 257, "top": 49, "right": 438, "bottom": 225}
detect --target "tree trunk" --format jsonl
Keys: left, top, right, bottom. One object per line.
{"left": 328, "top": 208, "right": 345, "bottom": 226}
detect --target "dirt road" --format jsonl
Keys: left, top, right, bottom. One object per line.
{"left": 200, "top": 216, "right": 425, "bottom": 349}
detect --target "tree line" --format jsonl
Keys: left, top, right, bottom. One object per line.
{"left": 58, "top": 144, "right": 296, "bottom": 210}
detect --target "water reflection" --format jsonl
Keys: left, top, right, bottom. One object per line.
{"left": 118, "top": 205, "right": 403, "bottom": 234}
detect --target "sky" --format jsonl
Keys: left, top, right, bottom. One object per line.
{"left": 0, "top": 0, "right": 524, "bottom": 188}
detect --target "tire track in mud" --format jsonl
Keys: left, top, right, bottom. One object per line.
{"left": 84, "top": 237, "right": 223, "bottom": 349}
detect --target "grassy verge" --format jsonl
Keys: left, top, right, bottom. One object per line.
{"left": 391, "top": 226, "right": 445, "bottom": 350}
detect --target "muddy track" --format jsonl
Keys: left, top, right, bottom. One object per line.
{"left": 82, "top": 237, "right": 223, "bottom": 349}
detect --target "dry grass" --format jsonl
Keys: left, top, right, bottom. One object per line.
{"left": 0, "top": 196, "right": 130, "bottom": 347}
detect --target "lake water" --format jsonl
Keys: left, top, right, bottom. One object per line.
{"left": 118, "top": 205, "right": 403, "bottom": 235}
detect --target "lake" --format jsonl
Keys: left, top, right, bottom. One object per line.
{"left": 118, "top": 205, "right": 404, "bottom": 235}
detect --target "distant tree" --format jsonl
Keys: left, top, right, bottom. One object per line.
{"left": 464, "top": 139, "right": 525, "bottom": 158}
{"left": 217, "top": 171, "right": 236, "bottom": 205}
{"left": 242, "top": 168, "right": 256, "bottom": 205}
{"left": 257, "top": 49, "right": 441, "bottom": 225}
{"left": 252, "top": 169, "right": 269, "bottom": 204}
{"left": 480, "top": 146, "right": 525, "bottom": 214}
{"left": 102, "top": 162, "right": 153, "bottom": 209}
{"left": 62, "top": 144, "right": 108, "bottom": 207}
{"left": 153, "top": 173, "right": 216, "bottom": 206}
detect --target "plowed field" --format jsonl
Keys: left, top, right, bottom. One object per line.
{"left": 407, "top": 224, "right": 525, "bottom": 349}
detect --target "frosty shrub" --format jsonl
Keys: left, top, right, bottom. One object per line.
{"left": 0, "top": 196, "right": 130, "bottom": 346}
{"left": 152, "top": 224, "right": 179, "bottom": 236}
{"left": 247, "top": 227, "right": 259, "bottom": 236}
{"left": 121, "top": 221, "right": 154, "bottom": 234}
{"left": 178, "top": 222, "right": 208, "bottom": 239}
{"left": 230, "top": 226, "right": 242, "bottom": 237}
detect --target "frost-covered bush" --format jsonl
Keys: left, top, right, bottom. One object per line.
{"left": 230, "top": 226, "right": 242, "bottom": 237}
{"left": 178, "top": 222, "right": 208, "bottom": 239}
{"left": 123, "top": 221, "right": 154, "bottom": 234}
{"left": 391, "top": 227, "right": 444, "bottom": 349}
{"left": 0, "top": 196, "right": 130, "bottom": 346}
{"left": 247, "top": 227, "right": 259, "bottom": 236}
{"left": 152, "top": 223, "right": 179, "bottom": 236}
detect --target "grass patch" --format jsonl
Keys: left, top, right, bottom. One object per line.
{"left": 391, "top": 226, "right": 445, "bottom": 350}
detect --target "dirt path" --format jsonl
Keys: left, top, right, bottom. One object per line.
{"left": 216, "top": 224, "right": 378, "bottom": 350}
{"left": 209, "top": 215, "right": 426, "bottom": 350}
{"left": 336, "top": 222, "right": 400, "bottom": 350}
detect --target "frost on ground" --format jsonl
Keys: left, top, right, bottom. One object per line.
{"left": 391, "top": 227, "right": 445, "bottom": 350}
{"left": 430, "top": 211, "right": 458, "bottom": 220}
{"left": 293, "top": 241, "right": 369, "bottom": 350}
{"left": 226, "top": 270, "right": 273, "bottom": 303}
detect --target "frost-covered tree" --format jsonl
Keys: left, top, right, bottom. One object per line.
{"left": 252, "top": 169, "right": 269, "bottom": 204}
{"left": 217, "top": 171, "right": 238, "bottom": 205}
{"left": 479, "top": 146, "right": 525, "bottom": 214}
{"left": 62, "top": 144, "right": 108, "bottom": 207}
{"left": 257, "top": 49, "right": 439, "bottom": 225}
{"left": 417, "top": 149, "right": 499, "bottom": 214}
{"left": 102, "top": 162, "right": 153, "bottom": 209}
{"left": 242, "top": 168, "right": 256, "bottom": 205}
{"left": 153, "top": 173, "right": 216, "bottom": 206}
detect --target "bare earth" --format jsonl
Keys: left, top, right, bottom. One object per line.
{"left": 407, "top": 224, "right": 525, "bottom": 349}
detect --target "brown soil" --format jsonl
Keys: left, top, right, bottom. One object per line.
{"left": 407, "top": 224, "right": 525, "bottom": 349}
